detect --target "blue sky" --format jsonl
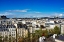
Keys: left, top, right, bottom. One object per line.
{"left": 0, "top": 0, "right": 64, "bottom": 18}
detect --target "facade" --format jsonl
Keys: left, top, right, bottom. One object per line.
{"left": 0, "top": 24, "right": 9, "bottom": 37}
{"left": 8, "top": 28, "right": 16, "bottom": 38}
{"left": 17, "top": 28, "right": 28, "bottom": 38}
{"left": 14, "top": 22, "right": 28, "bottom": 38}
{"left": 45, "top": 21, "right": 55, "bottom": 29}
{"left": 61, "top": 25, "right": 64, "bottom": 34}
{"left": 0, "top": 31, "right": 9, "bottom": 37}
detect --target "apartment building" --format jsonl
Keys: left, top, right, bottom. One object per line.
{"left": 7, "top": 25, "right": 16, "bottom": 38}
{"left": 14, "top": 22, "right": 28, "bottom": 38}
{"left": 0, "top": 25, "right": 9, "bottom": 37}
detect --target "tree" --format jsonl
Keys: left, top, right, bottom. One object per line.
{"left": 49, "top": 29, "right": 54, "bottom": 34}
{"left": 54, "top": 26, "right": 60, "bottom": 35}
{"left": 43, "top": 29, "right": 49, "bottom": 37}
{"left": 0, "top": 36, "right": 2, "bottom": 42}
{"left": 18, "top": 37, "right": 24, "bottom": 42}
{"left": 35, "top": 28, "right": 43, "bottom": 37}
{"left": 35, "top": 28, "right": 49, "bottom": 38}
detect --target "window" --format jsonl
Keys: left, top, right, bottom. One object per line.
{"left": 12, "top": 34, "right": 15, "bottom": 36}
{"left": 5, "top": 32, "right": 7, "bottom": 34}
{"left": 12, "top": 32, "right": 13, "bottom": 33}
{"left": 45, "top": 23, "right": 50, "bottom": 27}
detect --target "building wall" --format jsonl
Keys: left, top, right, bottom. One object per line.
{"left": 61, "top": 25, "right": 64, "bottom": 34}
{"left": 0, "top": 31, "right": 9, "bottom": 38}
{"left": 17, "top": 28, "right": 28, "bottom": 38}
{"left": 8, "top": 28, "right": 16, "bottom": 38}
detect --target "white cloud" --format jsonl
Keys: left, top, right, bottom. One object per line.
{"left": 1, "top": 10, "right": 64, "bottom": 18}
{"left": 0, "top": 12, "right": 14, "bottom": 16}
{"left": 20, "top": 13, "right": 48, "bottom": 18}
{"left": 35, "top": 12, "right": 41, "bottom": 13}
{"left": 59, "top": 14, "right": 63, "bottom": 16}
{"left": 8, "top": 9, "right": 30, "bottom": 12}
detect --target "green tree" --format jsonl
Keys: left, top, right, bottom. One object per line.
{"left": 43, "top": 29, "right": 49, "bottom": 37}
{"left": 49, "top": 29, "right": 54, "bottom": 34}
{"left": 0, "top": 36, "right": 2, "bottom": 42}
{"left": 35, "top": 28, "right": 49, "bottom": 38}
{"left": 54, "top": 26, "right": 60, "bottom": 35}
{"left": 35, "top": 28, "right": 43, "bottom": 37}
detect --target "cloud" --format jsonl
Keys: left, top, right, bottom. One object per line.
{"left": 35, "top": 12, "right": 41, "bottom": 13}
{"left": 8, "top": 9, "right": 30, "bottom": 12}
{"left": 19, "top": 13, "right": 49, "bottom": 18}
{"left": 0, "top": 12, "right": 14, "bottom": 16}
{"left": 59, "top": 14, "right": 63, "bottom": 16}
{"left": 1, "top": 9, "right": 64, "bottom": 18}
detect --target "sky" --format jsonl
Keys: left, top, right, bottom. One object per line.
{"left": 0, "top": 0, "right": 64, "bottom": 18}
